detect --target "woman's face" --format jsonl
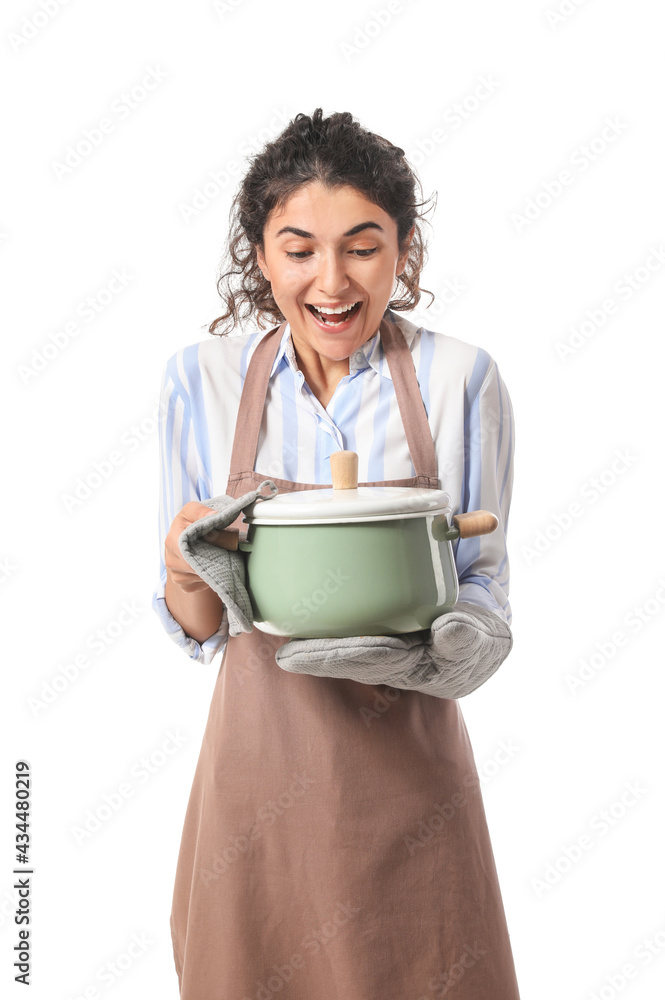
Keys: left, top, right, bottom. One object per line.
{"left": 255, "top": 181, "right": 414, "bottom": 362}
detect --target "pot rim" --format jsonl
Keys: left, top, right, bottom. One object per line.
{"left": 242, "top": 509, "right": 453, "bottom": 527}
{"left": 244, "top": 485, "right": 452, "bottom": 525}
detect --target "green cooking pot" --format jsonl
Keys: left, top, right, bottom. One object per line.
{"left": 235, "top": 451, "right": 498, "bottom": 639}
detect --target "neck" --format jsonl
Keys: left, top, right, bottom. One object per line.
{"left": 290, "top": 335, "right": 350, "bottom": 408}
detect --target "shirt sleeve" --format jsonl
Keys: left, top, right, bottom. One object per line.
{"left": 151, "top": 355, "right": 229, "bottom": 664}
{"left": 453, "top": 359, "right": 514, "bottom": 625}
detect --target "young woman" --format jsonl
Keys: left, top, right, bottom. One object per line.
{"left": 153, "top": 108, "right": 520, "bottom": 999}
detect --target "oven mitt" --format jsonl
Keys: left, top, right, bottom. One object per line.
{"left": 397, "top": 603, "right": 513, "bottom": 699}
{"left": 275, "top": 602, "right": 512, "bottom": 699}
{"left": 277, "top": 632, "right": 427, "bottom": 686}
{"left": 177, "top": 480, "right": 278, "bottom": 637}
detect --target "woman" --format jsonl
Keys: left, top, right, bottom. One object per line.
{"left": 153, "top": 108, "right": 520, "bottom": 999}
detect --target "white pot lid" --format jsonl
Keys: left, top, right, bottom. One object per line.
{"left": 244, "top": 485, "right": 452, "bottom": 525}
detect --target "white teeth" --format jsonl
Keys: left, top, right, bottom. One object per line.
{"left": 312, "top": 302, "right": 360, "bottom": 315}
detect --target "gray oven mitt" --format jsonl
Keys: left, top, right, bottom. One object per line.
{"left": 177, "top": 480, "right": 278, "bottom": 637}
{"left": 275, "top": 602, "right": 513, "bottom": 699}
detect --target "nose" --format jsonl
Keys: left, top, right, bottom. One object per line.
{"left": 315, "top": 250, "right": 352, "bottom": 298}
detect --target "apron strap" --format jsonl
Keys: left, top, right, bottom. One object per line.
{"left": 227, "top": 314, "right": 438, "bottom": 483}
{"left": 226, "top": 321, "right": 287, "bottom": 483}
{"left": 379, "top": 314, "right": 438, "bottom": 483}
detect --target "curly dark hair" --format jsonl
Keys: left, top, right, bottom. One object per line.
{"left": 208, "top": 108, "right": 437, "bottom": 336}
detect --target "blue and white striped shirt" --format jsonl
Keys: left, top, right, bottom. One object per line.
{"left": 152, "top": 311, "right": 514, "bottom": 664}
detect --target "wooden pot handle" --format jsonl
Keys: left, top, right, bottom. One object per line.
{"left": 452, "top": 510, "right": 498, "bottom": 538}
{"left": 330, "top": 450, "right": 358, "bottom": 490}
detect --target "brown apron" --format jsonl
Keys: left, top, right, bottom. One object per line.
{"left": 170, "top": 315, "right": 521, "bottom": 999}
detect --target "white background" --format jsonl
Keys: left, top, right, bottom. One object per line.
{"left": 2, "top": 0, "right": 664, "bottom": 997}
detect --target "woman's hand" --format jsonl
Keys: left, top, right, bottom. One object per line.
{"left": 163, "top": 502, "right": 230, "bottom": 645}
{"left": 165, "top": 501, "right": 221, "bottom": 593}
{"left": 173, "top": 485, "right": 275, "bottom": 637}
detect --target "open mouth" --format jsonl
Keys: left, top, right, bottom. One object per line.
{"left": 306, "top": 301, "right": 362, "bottom": 326}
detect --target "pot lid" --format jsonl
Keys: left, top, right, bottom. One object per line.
{"left": 244, "top": 485, "right": 452, "bottom": 524}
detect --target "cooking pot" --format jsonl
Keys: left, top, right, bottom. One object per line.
{"left": 216, "top": 451, "right": 498, "bottom": 639}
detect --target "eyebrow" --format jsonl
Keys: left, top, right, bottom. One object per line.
{"left": 274, "top": 221, "right": 385, "bottom": 239}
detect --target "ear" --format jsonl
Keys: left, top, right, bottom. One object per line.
{"left": 396, "top": 225, "right": 415, "bottom": 276}
{"left": 255, "top": 245, "right": 269, "bottom": 281}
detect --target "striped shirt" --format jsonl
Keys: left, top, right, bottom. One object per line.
{"left": 152, "top": 310, "right": 515, "bottom": 664}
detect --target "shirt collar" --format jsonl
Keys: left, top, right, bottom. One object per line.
{"left": 268, "top": 311, "right": 421, "bottom": 382}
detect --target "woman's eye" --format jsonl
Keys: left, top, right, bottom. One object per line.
{"left": 285, "top": 248, "right": 378, "bottom": 260}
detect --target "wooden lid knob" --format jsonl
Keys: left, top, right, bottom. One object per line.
{"left": 330, "top": 451, "right": 358, "bottom": 490}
